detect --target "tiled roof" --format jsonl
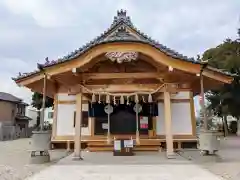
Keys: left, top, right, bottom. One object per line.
{"left": 39, "top": 10, "right": 196, "bottom": 68}
{"left": 13, "top": 10, "right": 233, "bottom": 81}
{"left": 0, "top": 92, "right": 21, "bottom": 103}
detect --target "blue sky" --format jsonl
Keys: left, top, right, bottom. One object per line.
{"left": 0, "top": 0, "right": 239, "bottom": 113}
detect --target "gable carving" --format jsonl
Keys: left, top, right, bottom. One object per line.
{"left": 86, "top": 59, "right": 157, "bottom": 73}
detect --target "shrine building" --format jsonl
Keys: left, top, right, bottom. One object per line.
{"left": 13, "top": 10, "right": 233, "bottom": 156}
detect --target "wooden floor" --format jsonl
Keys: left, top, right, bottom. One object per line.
{"left": 87, "top": 139, "right": 162, "bottom": 152}
{"left": 52, "top": 135, "right": 198, "bottom": 151}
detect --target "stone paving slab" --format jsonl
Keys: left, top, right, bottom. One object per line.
{"left": 26, "top": 164, "right": 223, "bottom": 180}
{"left": 57, "top": 151, "right": 190, "bottom": 165}
{"left": 26, "top": 152, "right": 224, "bottom": 180}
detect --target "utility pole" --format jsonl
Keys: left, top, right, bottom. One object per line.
{"left": 200, "top": 60, "right": 208, "bottom": 131}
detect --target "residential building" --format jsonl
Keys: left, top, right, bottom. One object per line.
{"left": 27, "top": 107, "right": 54, "bottom": 128}
{"left": 0, "top": 92, "right": 31, "bottom": 140}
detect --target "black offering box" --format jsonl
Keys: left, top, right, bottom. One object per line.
{"left": 113, "top": 139, "right": 134, "bottom": 156}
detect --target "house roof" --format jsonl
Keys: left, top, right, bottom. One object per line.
{"left": 0, "top": 92, "right": 28, "bottom": 105}
{"left": 15, "top": 115, "right": 32, "bottom": 121}
{"left": 0, "top": 92, "right": 21, "bottom": 103}
{"left": 13, "top": 10, "right": 234, "bottom": 82}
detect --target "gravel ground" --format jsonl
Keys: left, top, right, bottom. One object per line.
{"left": 0, "top": 138, "right": 68, "bottom": 180}
{"left": 178, "top": 136, "right": 240, "bottom": 180}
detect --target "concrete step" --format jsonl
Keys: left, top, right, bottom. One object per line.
{"left": 87, "top": 145, "right": 160, "bottom": 152}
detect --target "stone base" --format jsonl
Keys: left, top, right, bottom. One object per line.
{"left": 237, "top": 130, "right": 240, "bottom": 136}
{"left": 30, "top": 154, "right": 50, "bottom": 164}
{"left": 30, "top": 150, "right": 50, "bottom": 164}
{"left": 237, "top": 121, "right": 240, "bottom": 136}
{"left": 72, "top": 156, "right": 84, "bottom": 161}
{"left": 166, "top": 152, "right": 176, "bottom": 159}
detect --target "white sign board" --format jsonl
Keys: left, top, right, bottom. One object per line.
{"left": 140, "top": 116, "right": 148, "bottom": 124}
{"left": 124, "top": 140, "right": 134, "bottom": 148}
{"left": 102, "top": 123, "right": 109, "bottom": 129}
{"left": 114, "top": 140, "right": 121, "bottom": 151}
{"left": 140, "top": 116, "right": 148, "bottom": 129}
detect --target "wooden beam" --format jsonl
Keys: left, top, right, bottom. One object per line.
{"left": 70, "top": 84, "right": 163, "bottom": 94}
{"left": 82, "top": 72, "right": 163, "bottom": 80}
{"left": 203, "top": 70, "right": 232, "bottom": 84}
{"left": 16, "top": 42, "right": 233, "bottom": 86}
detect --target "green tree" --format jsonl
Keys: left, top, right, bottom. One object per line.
{"left": 31, "top": 92, "right": 53, "bottom": 128}
{"left": 202, "top": 29, "right": 240, "bottom": 132}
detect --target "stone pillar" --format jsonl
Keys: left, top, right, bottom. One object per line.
{"left": 237, "top": 120, "right": 240, "bottom": 136}
{"left": 164, "top": 90, "right": 174, "bottom": 158}
{"left": 73, "top": 92, "right": 83, "bottom": 160}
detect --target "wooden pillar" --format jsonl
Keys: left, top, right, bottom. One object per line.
{"left": 52, "top": 94, "right": 58, "bottom": 139}
{"left": 107, "top": 109, "right": 111, "bottom": 144}
{"left": 152, "top": 116, "right": 157, "bottom": 137}
{"left": 73, "top": 92, "right": 83, "bottom": 160}
{"left": 164, "top": 90, "right": 174, "bottom": 158}
{"left": 200, "top": 70, "right": 207, "bottom": 130}
{"left": 135, "top": 103, "right": 140, "bottom": 144}
{"left": 40, "top": 73, "right": 47, "bottom": 130}
{"left": 90, "top": 117, "right": 95, "bottom": 137}
{"left": 67, "top": 140, "right": 71, "bottom": 152}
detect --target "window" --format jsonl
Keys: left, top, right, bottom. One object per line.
{"left": 73, "top": 111, "right": 89, "bottom": 128}
{"left": 48, "top": 112, "right": 54, "bottom": 119}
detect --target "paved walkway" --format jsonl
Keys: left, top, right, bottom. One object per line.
{"left": 27, "top": 152, "right": 223, "bottom": 180}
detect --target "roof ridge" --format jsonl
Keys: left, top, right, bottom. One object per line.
{"left": 13, "top": 10, "right": 205, "bottom": 81}
{"left": 40, "top": 10, "right": 195, "bottom": 67}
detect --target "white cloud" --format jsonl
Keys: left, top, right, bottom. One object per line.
{"left": 0, "top": 0, "right": 81, "bottom": 27}
{"left": 0, "top": 58, "right": 34, "bottom": 103}
{"left": 0, "top": 74, "right": 32, "bottom": 104}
